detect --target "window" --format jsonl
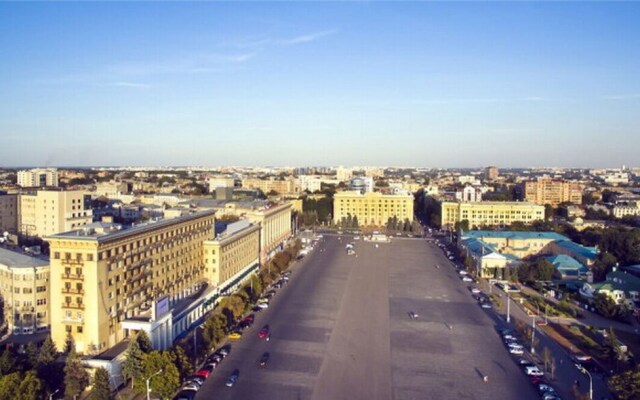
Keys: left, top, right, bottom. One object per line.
{"left": 87, "top": 254, "right": 94, "bottom": 262}
{"left": 77, "top": 326, "right": 83, "bottom": 333}
{"left": 66, "top": 325, "right": 72, "bottom": 333}
{"left": 53, "top": 252, "right": 60, "bottom": 259}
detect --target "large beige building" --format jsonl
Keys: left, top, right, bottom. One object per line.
{"left": 17, "top": 168, "right": 59, "bottom": 187}
{"left": 0, "top": 248, "right": 50, "bottom": 335}
{"left": 95, "top": 181, "right": 129, "bottom": 198}
{"left": 19, "top": 190, "right": 93, "bottom": 238}
{"left": 204, "top": 220, "right": 260, "bottom": 291}
{"left": 333, "top": 191, "right": 414, "bottom": 227}
{"left": 0, "top": 194, "right": 18, "bottom": 234}
{"left": 441, "top": 201, "right": 544, "bottom": 230}
{"left": 242, "top": 178, "right": 297, "bottom": 195}
{"left": 45, "top": 211, "right": 216, "bottom": 353}
{"left": 523, "top": 178, "right": 583, "bottom": 207}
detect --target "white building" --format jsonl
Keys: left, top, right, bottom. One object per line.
{"left": 455, "top": 185, "right": 483, "bottom": 202}
{"left": 336, "top": 167, "right": 353, "bottom": 182}
{"left": 17, "top": 168, "right": 59, "bottom": 187}
{"left": 612, "top": 205, "right": 640, "bottom": 219}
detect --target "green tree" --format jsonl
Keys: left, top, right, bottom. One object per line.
{"left": 602, "top": 327, "right": 619, "bottom": 363}
{"left": 202, "top": 314, "right": 228, "bottom": 351}
{"left": 534, "top": 259, "right": 555, "bottom": 281}
{"left": 136, "top": 331, "right": 153, "bottom": 354}
{"left": 0, "top": 349, "right": 17, "bottom": 375}
{"left": 609, "top": 365, "right": 640, "bottom": 400}
{"left": 25, "top": 342, "right": 38, "bottom": 370}
{"left": 38, "top": 335, "right": 58, "bottom": 366}
{"left": 138, "top": 351, "right": 180, "bottom": 399}
{"left": 122, "top": 339, "right": 145, "bottom": 389}
{"left": 63, "top": 349, "right": 90, "bottom": 400}
{"left": 594, "top": 293, "right": 628, "bottom": 320}
{"left": 170, "top": 346, "right": 193, "bottom": 381}
{"left": 88, "top": 367, "right": 111, "bottom": 400}
{"left": 352, "top": 215, "right": 359, "bottom": 229}
{"left": 18, "top": 370, "right": 43, "bottom": 400}
{"left": 63, "top": 332, "right": 75, "bottom": 354}
{"left": 0, "top": 372, "right": 22, "bottom": 400}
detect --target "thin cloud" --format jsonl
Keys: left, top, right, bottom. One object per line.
{"left": 107, "top": 52, "right": 255, "bottom": 76}
{"left": 281, "top": 30, "right": 337, "bottom": 45}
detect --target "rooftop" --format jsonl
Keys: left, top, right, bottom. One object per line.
{"left": 0, "top": 247, "right": 49, "bottom": 268}
{"left": 462, "top": 230, "right": 568, "bottom": 241}
{"left": 553, "top": 240, "right": 599, "bottom": 260}
{"left": 46, "top": 210, "right": 215, "bottom": 243}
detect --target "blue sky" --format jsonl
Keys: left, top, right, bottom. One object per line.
{"left": 1, "top": 2, "right": 639, "bottom": 168}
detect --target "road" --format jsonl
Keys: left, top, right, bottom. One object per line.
{"left": 194, "top": 235, "right": 539, "bottom": 400}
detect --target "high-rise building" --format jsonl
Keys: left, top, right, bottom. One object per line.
{"left": 0, "top": 248, "right": 50, "bottom": 335}
{"left": 45, "top": 210, "right": 216, "bottom": 353}
{"left": 333, "top": 191, "right": 414, "bottom": 227}
{"left": 19, "top": 190, "right": 93, "bottom": 238}
{"left": 523, "top": 178, "right": 583, "bottom": 207}
{"left": 440, "top": 201, "right": 544, "bottom": 230}
{"left": 336, "top": 167, "right": 353, "bottom": 182}
{"left": 0, "top": 194, "right": 18, "bottom": 234}
{"left": 485, "top": 166, "right": 499, "bottom": 181}
{"left": 17, "top": 168, "right": 59, "bottom": 187}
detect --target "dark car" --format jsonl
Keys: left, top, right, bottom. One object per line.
{"left": 258, "top": 352, "right": 270, "bottom": 367}
{"left": 252, "top": 306, "right": 264, "bottom": 313}
{"left": 258, "top": 325, "right": 270, "bottom": 339}
{"left": 225, "top": 369, "right": 240, "bottom": 387}
{"left": 173, "top": 390, "right": 197, "bottom": 400}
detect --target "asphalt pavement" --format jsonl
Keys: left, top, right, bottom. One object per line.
{"left": 193, "top": 235, "right": 540, "bottom": 400}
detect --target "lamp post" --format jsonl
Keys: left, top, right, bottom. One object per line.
{"left": 146, "top": 369, "right": 163, "bottom": 400}
{"left": 49, "top": 388, "right": 60, "bottom": 400}
{"left": 531, "top": 309, "right": 537, "bottom": 355}
{"left": 578, "top": 365, "right": 593, "bottom": 400}
{"left": 506, "top": 291, "right": 511, "bottom": 323}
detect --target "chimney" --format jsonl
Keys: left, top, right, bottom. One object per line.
{"left": 102, "top": 216, "right": 114, "bottom": 223}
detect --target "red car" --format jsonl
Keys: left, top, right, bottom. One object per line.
{"left": 195, "top": 367, "right": 212, "bottom": 379}
{"left": 258, "top": 325, "right": 270, "bottom": 339}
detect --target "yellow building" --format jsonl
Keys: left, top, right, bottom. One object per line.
{"left": 523, "top": 178, "right": 583, "bottom": 207}
{"left": 441, "top": 201, "right": 544, "bottom": 230}
{"left": 19, "top": 190, "right": 93, "bottom": 238}
{"left": 45, "top": 210, "right": 216, "bottom": 354}
{"left": 204, "top": 220, "right": 260, "bottom": 292}
{"left": 241, "top": 178, "right": 297, "bottom": 195}
{"left": 0, "top": 194, "right": 18, "bottom": 234}
{"left": 0, "top": 248, "right": 50, "bottom": 335}
{"left": 333, "top": 191, "right": 414, "bottom": 227}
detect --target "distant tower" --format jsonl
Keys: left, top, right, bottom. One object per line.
{"left": 485, "top": 166, "right": 499, "bottom": 181}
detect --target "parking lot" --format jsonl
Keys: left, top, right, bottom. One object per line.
{"left": 193, "top": 235, "right": 539, "bottom": 400}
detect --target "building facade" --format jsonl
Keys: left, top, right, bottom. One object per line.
{"left": 203, "top": 221, "right": 260, "bottom": 292}
{"left": 441, "top": 201, "right": 544, "bottom": 230}
{"left": 455, "top": 185, "right": 483, "bottom": 202}
{"left": 244, "top": 203, "right": 293, "bottom": 264}
{"left": 523, "top": 178, "right": 583, "bottom": 207}
{"left": 0, "top": 194, "right": 18, "bottom": 234}
{"left": 0, "top": 248, "right": 50, "bottom": 335}
{"left": 17, "top": 168, "right": 59, "bottom": 188}
{"left": 485, "top": 166, "right": 499, "bottom": 181}
{"left": 241, "top": 178, "right": 297, "bottom": 195}
{"left": 45, "top": 211, "right": 216, "bottom": 353}
{"left": 95, "top": 181, "right": 129, "bottom": 198}
{"left": 19, "top": 190, "right": 93, "bottom": 238}
{"left": 333, "top": 191, "right": 414, "bottom": 227}
{"left": 612, "top": 205, "right": 640, "bottom": 219}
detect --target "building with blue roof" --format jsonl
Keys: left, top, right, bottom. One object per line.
{"left": 459, "top": 230, "right": 598, "bottom": 280}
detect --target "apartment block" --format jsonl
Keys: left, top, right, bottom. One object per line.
{"left": 0, "top": 248, "right": 50, "bottom": 335}
{"left": 204, "top": 220, "right": 260, "bottom": 292}
{"left": 333, "top": 191, "right": 414, "bottom": 227}
{"left": 17, "top": 168, "right": 59, "bottom": 188}
{"left": 441, "top": 201, "right": 544, "bottom": 230}
{"left": 485, "top": 166, "right": 499, "bottom": 181}
{"left": 0, "top": 194, "right": 18, "bottom": 234}
{"left": 19, "top": 190, "right": 93, "bottom": 238}
{"left": 241, "top": 178, "right": 297, "bottom": 195}
{"left": 612, "top": 205, "right": 640, "bottom": 219}
{"left": 45, "top": 210, "right": 216, "bottom": 353}
{"left": 523, "top": 178, "right": 583, "bottom": 207}
{"left": 95, "top": 181, "right": 129, "bottom": 198}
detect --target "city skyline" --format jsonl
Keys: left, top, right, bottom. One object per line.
{"left": 1, "top": 2, "right": 639, "bottom": 168}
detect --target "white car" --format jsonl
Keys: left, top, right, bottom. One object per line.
{"left": 509, "top": 347, "right": 524, "bottom": 355}
{"left": 462, "top": 276, "right": 473, "bottom": 282}
{"left": 256, "top": 303, "right": 269, "bottom": 309}
{"left": 458, "top": 271, "right": 468, "bottom": 275}
{"left": 507, "top": 343, "right": 524, "bottom": 350}
{"left": 481, "top": 303, "right": 492, "bottom": 309}
{"left": 524, "top": 366, "right": 544, "bottom": 376}
{"left": 471, "top": 288, "right": 481, "bottom": 294}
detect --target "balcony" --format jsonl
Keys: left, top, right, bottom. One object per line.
{"left": 62, "top": 302, "right": 84, "bottom": 310}
{"left": 62, "top": 287, "right": 85, "bottom": 295}
{"left": 61, "top": 273, "right": 84, "bottom": 280}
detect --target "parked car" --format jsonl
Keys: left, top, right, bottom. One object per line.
{"left": 229, "top": 331, "right": 242, "bottom": 340}
{"left": 257, "top": 303, "right": 269, "bottom": 309}
{"left": 258, "top": 325, "right": 270, "bottom": 339}
{"left": 173, "top": 390, "right": 197, "bottom": 400}
{"left": 471, "top": 287, "right": 481, "bottom": 294}
{"left": 481, "top": 302, "right": 492, "bottom": 309}
{"left": 462, "top": 276, "right": 473, "bottom": 282}
{"left": 509, "top": 347, "right": 524, "bottom": 355}
{"left": 524, "top": 366, "right": 544, "bottom": 376}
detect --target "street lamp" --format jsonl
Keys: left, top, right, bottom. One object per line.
{"left": 531, "top": 310, "right": 536, "bottom": 355}
{"left": 146, "top": 369, "right": 163, "bottom": 400}
{"left": 577, "top": 365, "right": 593, "bottom": 400}
{"left": 49, "top": 388, "right": 60, "bottom": 400}
{"left": 506, "top": 291, "right": 511, "bottom": 323}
